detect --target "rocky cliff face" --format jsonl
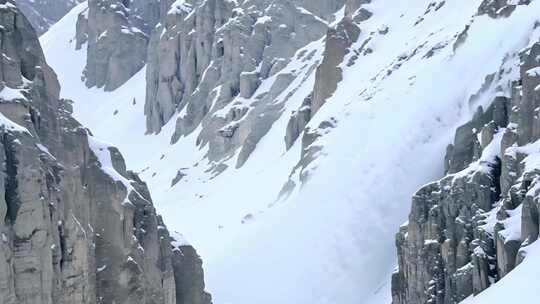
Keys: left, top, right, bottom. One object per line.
{"left": 0, "top": 1, "right": 211, "bottom": 303}
{"left": 75, "top": 0, "right": 154, "bottom": 91}
{"left": 392, "top": 1, "right": 540, "bottom": 303}
{"left": 71, "top": 0, "right": 371, "bottom": 179}
{"left": 15, "top": 0, "right": 81, "bottom": 34}
{"left": 144, "top": 0, "right": 345, "bottom": 168}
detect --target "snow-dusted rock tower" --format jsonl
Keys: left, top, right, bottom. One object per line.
{"left": 0, "top": 1, "right": 210, "bottom": 303}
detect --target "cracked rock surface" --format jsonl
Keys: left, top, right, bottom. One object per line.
{"left": 0, "top": 1, "right": 211, "bottom": 303}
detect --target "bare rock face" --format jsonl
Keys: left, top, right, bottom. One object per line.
{"left": 477, "top": 0, "right": 531, "bottom": 18}
{"left": 15, "top": 0, "right": 81, "bottom": 34}
{"left": 311, "top": 17, "right": 360, "bottom": 115}
{"left": 280, "top": 1, "right": 370, "bottom": 191}
{"left": 70, "top": 0, "right": 351, "bottom": 171}
{"left": 0, "top": 2, "right": 211, "bottom": 303}
{"left": 391, "top": 22, "right": 540, "bottom": 304}
{"left": 285, "top": 94, "right": 312, "bottom": 150}
{"left": 344, "top": 0, "right": 372, "bottom": 18}
{"left": 144, "top": 0, "right": 343, "bottom": 168}
{"left": 76, "top": 0, "right": 155, "bottom": 91}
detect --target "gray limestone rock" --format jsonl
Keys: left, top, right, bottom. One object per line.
{"left": 392, "top": 37, "right": 540, "bottom": 304}
{"left": 239, "top": 72, "right": 261, "bottom": 99}
{"left": 445, "top": 98, "right": 508, "bottom": 174}
{"left": 311, "top": 17, "right": 360, "bottom": 115}
{"left": 345, "top": 0, "right": 372, "bottom": 19}
{"left": 15, "top": 0, "right": 81, "bottom": 35}
{"left": 477, "top": 0, "right": 531, "bottom": 18}
{"left": 0, "top": 2, "right": 211, "bottom": 303}
{"left": 285, "top": 94, "right": 312, "bottom": 150}
{"left": 77, "top": 0, "right": 155, "bottom": 91}
{"left": 279, "top": 5, "right": 371, "bottom": 192}
{"left": 145, "top": 0, "right": 340, "bottom": 169}
{"left": 75, "top": 8, "right": 89, "bottom": 49}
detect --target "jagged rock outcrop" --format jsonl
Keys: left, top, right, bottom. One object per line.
{"left": 281, "top": 1, "right": 371, "bottom": 192}
{"left": 144, "top": 0, "right": 346, "bottom": 168}
{"left": 477, "top": 0, "right": 531, "bottom": 18}
{"left": 284, "top": 14, "right": 362, "bottom": 150}
{"left": 392, "top": 17, "right": 540, "bottom": 304}
{"left": 311, "top": 17, "right": 360, "bottom": 115}
{"left": 0, "top": 1, "right": 211, "bottom": 303}
{"left": 285, "top": 94, "right": 312, "bottom": 150}
{"left": 15, "top": 0, "right": 81, "bottom": 34}
{"left": 71, "top": 0, "right": 370, "bottom": 174}
{"left": 76, "top": 0, "right": 156, "bottom": 91}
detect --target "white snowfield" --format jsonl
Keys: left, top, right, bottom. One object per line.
{"left": 461, "top": 239, "right": 540, "bottom": 304}
{"left": 40, "top": 1, "right": 540, "bottom": 304}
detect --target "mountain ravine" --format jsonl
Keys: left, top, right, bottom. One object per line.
{"left": 11, "top": 0, "right": 540, "bottom": 303}
{"left": 0, "top": 1, "right": 211, "bottom": 303}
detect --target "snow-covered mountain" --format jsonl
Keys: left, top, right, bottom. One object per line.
{"left": 10, "top": 0, "right": 540, "bottom": 303}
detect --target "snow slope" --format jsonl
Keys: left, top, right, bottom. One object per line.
{"left": 461, "top": 240, "right": 540, "bottom": 304}
{"left": 40, "top": 1, "right": 540, "bottom": 304}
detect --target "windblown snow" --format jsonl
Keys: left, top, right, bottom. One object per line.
{"left": 40, "top": 1, "right": 540, "bottom": 304}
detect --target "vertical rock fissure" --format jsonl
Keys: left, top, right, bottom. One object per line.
{"left": 3, "top": 132, "right": 19, "bottom": 224}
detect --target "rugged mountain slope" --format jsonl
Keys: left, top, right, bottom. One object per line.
{"left": 15, "top": 0, "right": 81, "bottom": 34}
{"left": 0, "top": 1, "right": 210, "bottom": 303}
{"left": 74, "top": 0, "right": 155, "bottom": 91}
{"left": 143, "top": 0, "right": 341, "bottom": 153}
{"left": 392, "top": 2, "right": 540, "bottom": 303}
{"left": 41, "top": 0, "right": 540, "bottom": 304}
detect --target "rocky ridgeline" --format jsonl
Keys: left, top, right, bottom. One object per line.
{"left": 15, "top": 0, "right": 81, "bottom": 34}
{"left": 392, "top": 1, "right": 540, "bottom": 303}
{"left": 73, "top": 0, "right": 372, "bottom": 166}
{"left": 147, "top": 0, "right": 376, "bottom": 176}
{"left": 71, "top": 0, "right": 376, "bottom": 181}
{"left": 285, "top": 0, "right": 371, "bottom": 148}
{"left": 145, "top": 0, "right": 345, "bottom": 169}
{"left": 0, "top": 1, "right": 210, "bottom": 303}
{"left": 282, "top": 0, "right": 372, "bottom": 188}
